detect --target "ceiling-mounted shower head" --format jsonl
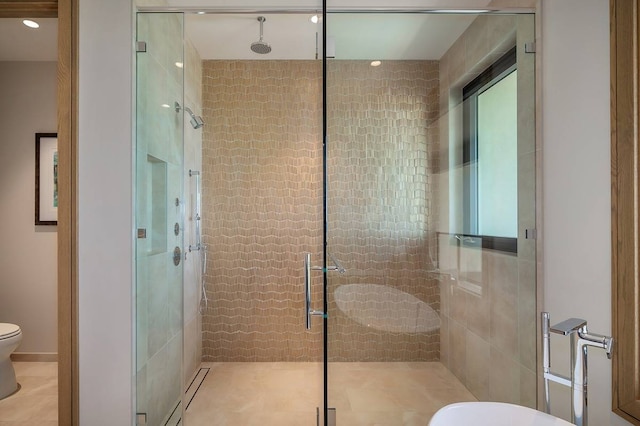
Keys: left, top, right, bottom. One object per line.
{"left": 184, "top": 106, "right": 205, "bottom": 129}
{"left": 250, "top": 16, "right": 272, "bottom": 54}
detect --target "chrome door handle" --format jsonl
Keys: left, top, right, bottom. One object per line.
{"left": 305, "top": 253, "right": 312, "bottom": 329}
{"left": 304, "top": 253, "right": 325, "bottom": 330}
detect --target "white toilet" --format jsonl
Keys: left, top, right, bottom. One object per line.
{"left": 0, "top": 323, "right": 22, "bottom": 399}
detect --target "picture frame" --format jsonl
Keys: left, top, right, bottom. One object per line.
{"left": 35, "top": 133, "right": 58, "bottom": 225}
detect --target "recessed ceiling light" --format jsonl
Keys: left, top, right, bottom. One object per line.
{"left": 175, "top": 62, "right": 184, "bottom": 68}
{"left": 196, "top": 11, "right": 206, "bottom": 15}
{"left": 22, "top": 19, "right": 40, "bottom": 29}
{"left": 161, "top": 104, "right": 171, "bottom": 108}
{"left": 371, "top": 60, "right": 382, "bottom": 67}
{"left": 310, "top": 15, "right": 319, "bottom": 24}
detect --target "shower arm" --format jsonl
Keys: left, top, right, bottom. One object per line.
{"left": 184, "top": 106, "right": 196, "bottom": 119}
{"left": 174, "top": 102, "right": 205, "bottom": 129}
{"left": 258, "top": 16, "right": 265, "bottom": 41}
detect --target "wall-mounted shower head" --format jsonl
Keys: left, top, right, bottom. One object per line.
{"left": 174, "top": 102, "right": 205, "bottom": 129}
{"left": 250, "top": 16, "right": 271, "bottom": 54}
{"left": 184, "top": 106, "right": 205, "bottom": 129}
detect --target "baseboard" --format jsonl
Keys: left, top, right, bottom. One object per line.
{"left": 11, "top": 352, "right": 58, "bottom": 362}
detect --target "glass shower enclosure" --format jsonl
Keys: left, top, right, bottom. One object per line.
{"left": 135, "top": 12, "right": 185, "bottom": 426}
{"left": 133, "top": 7, "right": 537, "bottom": 426}
{"left": 324, "top": 11, "right": 537, "bottom": 423}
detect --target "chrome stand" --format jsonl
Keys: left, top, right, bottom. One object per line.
{"left": 541, "top": 312, "right": 613, "bottom": 426}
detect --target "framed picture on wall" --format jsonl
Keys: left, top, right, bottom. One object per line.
{"left": 35, "top": 133, "right": 58, "bottom": 225}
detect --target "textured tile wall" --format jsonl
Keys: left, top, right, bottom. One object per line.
{"left": 201, "top": 60, "right": 441, "bottom": 362}
{"left": 326, "top": 60, "right": 441, "bottom": 361}
{"left": 202, "top": 61, "right": 324, "bottom": 362}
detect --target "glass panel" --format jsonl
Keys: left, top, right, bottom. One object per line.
{"left": 185, "top": 12, "right": 325, "bottom": 424}
{"left": 135, "top": 12, "right": 185, "bottom": 426}
{"left": 325, "top": 12, "right": 536, "bottom": 424}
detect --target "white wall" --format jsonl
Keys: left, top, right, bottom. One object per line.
{"left": 542, "top": 1, "right": 631, "bottom": 425}
{"left": 78, "top": 0, "right": 133, "bottom": 424}
{"left": 0, "top": 61, "right": 57, "bottom": 355}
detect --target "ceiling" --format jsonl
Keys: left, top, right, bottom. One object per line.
{"left": 0, "top": 7, "right": 493, "bottom": 62}
{"left": 169, "top": 0, "right": 494, "bottom": 60}
{"left": 164, "top": 0, "right": 495, "bottom": 9}
{"left": 0, "top": 18, "right": 57, "bottom": 62}
{"left": 187, "top": 13, "right": 476, "bottom": 60}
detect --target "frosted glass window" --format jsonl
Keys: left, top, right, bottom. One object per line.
{"left": 477, "top": 70, "right": 517, "bottom": 238}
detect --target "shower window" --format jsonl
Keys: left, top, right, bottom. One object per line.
{"left": 462, "top": 47, "right": 518, "bottom": 253}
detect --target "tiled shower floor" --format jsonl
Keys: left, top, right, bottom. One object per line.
{"left": 184, "top": 362, "right": 476, "bottom": 426}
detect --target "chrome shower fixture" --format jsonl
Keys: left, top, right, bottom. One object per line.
{"left": 250, "top": 16, "right": 272, "bottom": 54}
{"left": 175, "top": 102, "right": 204, "bottom": 129}
{"left": 184, "top": 107, "right": 205, "bottom": 129}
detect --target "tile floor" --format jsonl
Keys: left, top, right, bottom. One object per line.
{"left": 0, "top": 362, "right": 58, "bottom": 426}
{"left": 184, "top": 362, "right": 476, "bottom": 426}
{"left": 0, "top": 361, "right": 475, "bottom": 426}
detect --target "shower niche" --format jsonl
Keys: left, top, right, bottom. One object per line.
{"left": 145, "top": 155, "right": 167, "bottom": 256}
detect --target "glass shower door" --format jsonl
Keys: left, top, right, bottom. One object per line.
{"left": 324, "top": 11, "right": 537, "bottom": 424}
{"left": 135, "top": 12, "right": 185, "bottom": 426}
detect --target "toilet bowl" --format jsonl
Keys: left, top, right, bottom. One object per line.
{"left": 0, "top": 323, "right": 22, "bottom": 399}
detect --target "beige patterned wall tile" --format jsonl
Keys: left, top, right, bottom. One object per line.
{"left": 326, "top": 60, "right": 440, "bottom": 361}
{"left": 202, "top": 60, "right": 323, "bottom": 362}
{"left": 202, "top": 60, "right": 441, "bottom": 362}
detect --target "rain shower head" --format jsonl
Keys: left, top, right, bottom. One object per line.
{"left": 250, "top": 16, "right": 271, "bottom": 54}
{"left": 184, "top": 106, "right": 205, "bottom": 129}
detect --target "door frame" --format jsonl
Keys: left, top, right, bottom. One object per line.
{"left": 56, "top": 0, "right": 78, "bottom": 424}
{"left": 0, "top": 1, "right": 79, "bottom": 424}
{"left": 611, "top": 0, "right": 640, "bottom": 424}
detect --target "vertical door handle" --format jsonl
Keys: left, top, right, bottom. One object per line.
{"left": 305, "top": 253, "right": 312, "bottom": 330}
{"left": 304, "top": 253, "right": 325, "bottom": 330}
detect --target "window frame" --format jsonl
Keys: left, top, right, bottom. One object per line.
{"left": 462, "top": 46, "right": 518, "bottom": 254}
